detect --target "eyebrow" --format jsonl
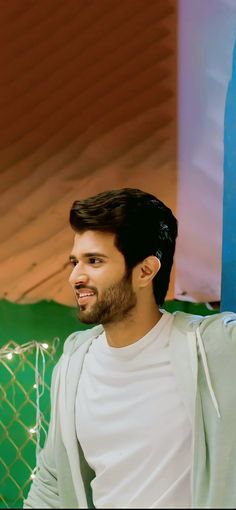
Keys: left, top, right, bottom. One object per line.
{"left": 69, "top": 252, "right": 109, "bottom": 261}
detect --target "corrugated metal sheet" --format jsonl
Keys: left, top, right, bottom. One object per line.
{"left": 0, "top": 0, "right": 177, "bottom": 305}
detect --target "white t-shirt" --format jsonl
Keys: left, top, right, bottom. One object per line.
{"left": 75, "top": 311, "right": 192, "bottom": 508}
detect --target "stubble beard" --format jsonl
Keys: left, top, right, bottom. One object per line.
{"left": 77, "top": 271, "right": 137, "bottom": 325}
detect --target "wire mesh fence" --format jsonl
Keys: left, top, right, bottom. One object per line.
{"left": 0, "top": 339, "right": 61, "bottom": 509}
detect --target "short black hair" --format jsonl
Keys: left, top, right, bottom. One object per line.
{"left": 70, "top": 188, "right": 178, "bottom": 305}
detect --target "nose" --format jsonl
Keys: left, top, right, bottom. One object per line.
{"left": 69, "top": 263, "right": 89, "bottom": 287}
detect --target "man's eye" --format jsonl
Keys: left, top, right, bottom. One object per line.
{"left": 89, "top": 258, "right": 102, "bottom": 264}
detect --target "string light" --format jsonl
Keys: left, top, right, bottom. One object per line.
{"left": 0, "top": 336, "right": 59, "bottom": 485}
{"left": 29, "top": 427, "right": 37, "bottom": 434}
{"left": 0, "top": 340, "right": 54, "bottom": 361}
{"left": 30, "top": 467, "right": 37, "bottom": 480}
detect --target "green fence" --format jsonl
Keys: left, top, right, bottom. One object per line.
{"left": 0, "top": 299, "right": 219, "bottom": 508}
{"left": 0, "top": 339, "right": 60, "bottom": 508}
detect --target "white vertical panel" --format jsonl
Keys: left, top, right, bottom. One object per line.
{"left": 175, "top": 0, "right": 236, "bottom": 302}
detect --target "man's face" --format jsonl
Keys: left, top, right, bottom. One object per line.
{"left": 69, "top": 230, "right": 137, "bottom": 324}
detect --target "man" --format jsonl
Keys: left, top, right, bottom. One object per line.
{"left": 24, "top": 188, "right": 236, "bottom": 508}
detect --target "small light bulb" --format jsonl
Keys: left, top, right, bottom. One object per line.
{"left": 42, "top": 343, "right": 48, "bottom": 349}
{"left": 30, "top": 473, "right": 36, "bottom": 480}
{"left": 29, "top": 427, "right": 37, "bottom": 434}
{"left": 6, "top": 353, "right": 13, "bottom": 360}
{"left": 33, "top": 384, "right": 37, "bottom": 389}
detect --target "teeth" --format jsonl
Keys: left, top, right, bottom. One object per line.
{"left": 79, "top": 293, "right": 94, "bottom": 297}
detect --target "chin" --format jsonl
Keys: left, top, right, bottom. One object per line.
{"left": 77, "top": 311, "right": 96, "bottom": 324}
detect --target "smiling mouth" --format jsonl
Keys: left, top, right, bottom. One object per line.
{"left": 76, "top": 292, "right": 96, "bottom": 305}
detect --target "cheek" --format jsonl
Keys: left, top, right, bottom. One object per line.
{"left": 130, "top": 268, "right": 138, "bottom": 289}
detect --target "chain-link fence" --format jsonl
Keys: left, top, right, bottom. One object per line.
{"left": 0, "top": 339, "right": 61, "bottom": 509}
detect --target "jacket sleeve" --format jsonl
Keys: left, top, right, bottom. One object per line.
{"left": 23, "top": 362, "right": 62, "bottom": 509}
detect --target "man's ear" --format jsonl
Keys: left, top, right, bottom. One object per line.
{"left": 138, "top": 256, "right": 161, "bottom": 288}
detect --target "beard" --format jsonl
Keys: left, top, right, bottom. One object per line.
{"left": 76, "top": 271, "right": 137, "bottom": 325}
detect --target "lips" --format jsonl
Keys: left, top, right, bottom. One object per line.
{"left": 75, "top": 289, "right": 96, "bottom": 305}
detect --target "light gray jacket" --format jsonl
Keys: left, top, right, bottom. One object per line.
{"left": 24, "top": 310, "right": 236, "bottom": 508}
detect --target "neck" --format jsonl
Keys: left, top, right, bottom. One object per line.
{"left": 103, "top": 299, "right": 162, "bottom": 348}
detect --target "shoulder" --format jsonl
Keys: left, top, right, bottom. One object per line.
{"left": 63, "top": 324, "right": 104, "bottom": 355}
{"left": 199, "top": 311, "right": 236, "bottom": 353}
{"left": 50, "top": 324, "right": 104, "bottom": 388}
{"left": 172, "top": 309, "right": 236, "bottom": 333}
{"left": 199, "top": 310, "right": 236, "bottom": 332}
{"left": 171, "top": 309, "right": 236, "bottom": 350}
{"left": 171, "top": 310, "right": 205, "bottom": 332}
